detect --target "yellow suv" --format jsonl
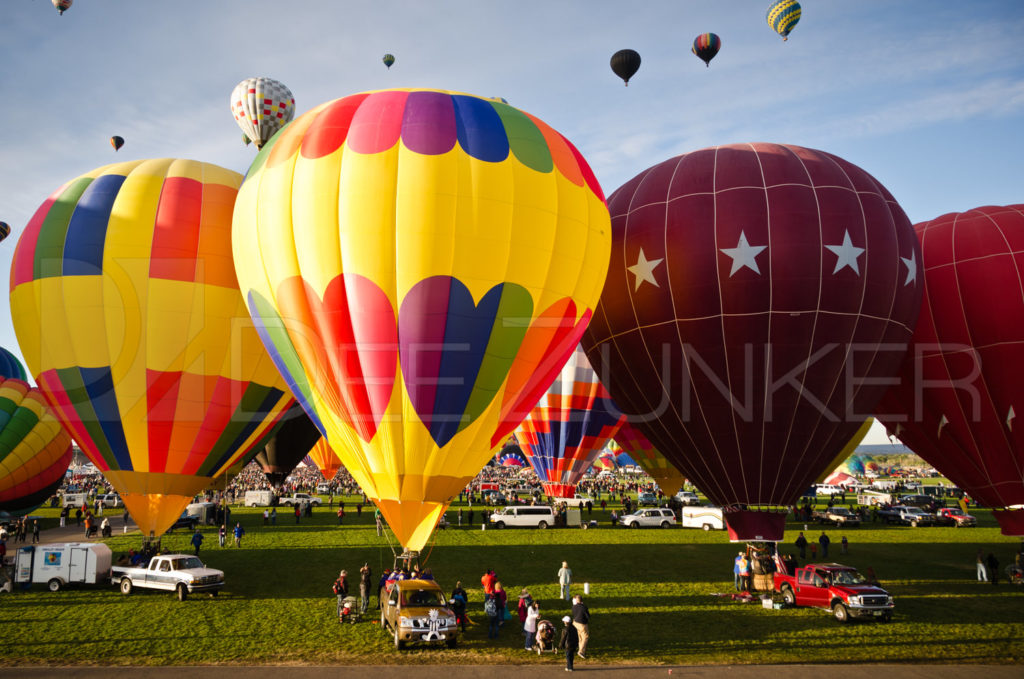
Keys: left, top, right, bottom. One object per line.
{"left": 380, "top": 579, "right": 459, "bottom": 649}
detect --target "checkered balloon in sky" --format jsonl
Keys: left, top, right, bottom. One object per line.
{"left": 231, "top": 77, "right": 296, "bottom": 149}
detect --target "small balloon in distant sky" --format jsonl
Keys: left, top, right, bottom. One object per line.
{"left": 691, "top": 33, "right": 722, "bottom": 67}
{"left": 110, "top": 135, "right": 124, "bottom": 152}
{"left": 53, "top": 0, "right": 72, "bottom": 16}
{"left": 610, "top": 49, "right": 641, "bottom": 86}
{"left": 383, "top": 54, "right": 396, "bottom": 69}
{"left": 767, "top": 0, "right": 801, "bottom": 41}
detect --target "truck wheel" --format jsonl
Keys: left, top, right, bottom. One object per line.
{"left": 120, "top": 579, "right": 133, "bottom": 595}
{"left": 381, "top": 609, "right": 387, "bottom": 628}
{"left": 781, "top": 586, "right": 796, "bottom": 606}
{"left": 661, "top": 521, "right": 671, "bottom": 529}
{"left": 537, "top": 521, "right": 548, "bottom": 529}
{"left": 177, "top": 584, "right": 188, "bottom": 601}
{"left": 833, "top": 602, "right": 849, "bottom": 623}
{"left": 446, "top": 636, "right": 458, "bottom": 648}
{"left": 394, "top": 625, "right": 403, "bottom": 650}
{"left": 702, "top": 523, "right": 712, "bottom": 531}
{"left": 47, "top": 578, "right": 61, "bottom": 592}
{"left": 880, "top": 612, "right": 892, "bottom": 623}
{"left": 494, "top": 521, "right": 505, "bottom": 530}
{"left": 911, "top": 520, "right": 919, "bottom": 528}
{"left": 210, "top": 591, "right": 219, "bottom": 598}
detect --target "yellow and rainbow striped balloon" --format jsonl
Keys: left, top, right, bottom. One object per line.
{"left": 233, "top": 89, "right": 611, "bottom": 551}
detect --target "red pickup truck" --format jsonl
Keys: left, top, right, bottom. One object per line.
{"left": 774, "top": 563, "right": 894, "bottom": 623}
{"left": 934, "top": 507, "right": 976, "bottom": 527}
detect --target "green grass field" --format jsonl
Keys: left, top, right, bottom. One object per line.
{"left": 2, "top": 493, "right": 1022, "bottom": 666}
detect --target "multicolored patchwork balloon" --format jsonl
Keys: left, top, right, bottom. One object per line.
{"left": 231, "top": 77, "right": 296, "bottom": 149}
{"left": 691, "top": 33, "right": 721, "bottom": 67}
{"left": 10, "top": 159, "right": 294, "bottom": 538}
{"left": 515, "top": 346, "right": 624, "bottom": 498}
{"left": 0, "top": 379, "right": 73, "bottom": 516}
{"left": 497, "top": 443, "right": 527, "bottom": 468}
{"left": 232, "top": 88, "right": 610, "bottom": 551}
{"left": 612, "top": 423, "right": 686, "bottom": 497}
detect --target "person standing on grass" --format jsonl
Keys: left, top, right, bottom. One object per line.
{"left": 270, "top": 507, "right": 277, "bottom": 525}
{"left": 977, "top": 548, "right": 988, "bottom": 582}
{"left": 484, "top": 592, "right": 500, "bottom": 638}
{"left": 794, "top": 532, "right": 808, "bottom": 559}
{"left": 559, "top": 615, "right": 579, "bottom": 671}
{"left": 524, "top": 602, "right": 539, "bottom": 650}
{"left": 481, "top": 568, "right": 497, "bottom": 595}
{"left": 840, "top": 535, "right": 849, "bottom": 555}
{"left": 986, "top": 553, "right": 999, "bottom": 585}
{"left": 337, "top": 507, "right": 344, "bottom": 525}
{"left": 571, "top": 594, "right": 590, "bottom": 659}
{"left": 493, "top": 581, "right": 508, "bottom": 628}
{"left": 233, "top": 522, "right": 245, "bottom": 548}
{"left": 31, "top": 520, "right": 40, "bottom": 544}
{"left": 218, "top": 524, "right": 226, "bottom": 548}
{"left": 819, "top": 532, "right": 831, "bottom": 558}
{"left": 333, "top": 570, "right": 349, "bottom": 622}
{"left": 190, "top": 529, "right": 203, "bottom": 556}
{"left": 294, "top": 505, "right": 301, "bottom": 524}
{"left": 558, "top": 561, "right": 573, "bottom": 600}
{"left": 733, "top": 552, "right": 745, "bottom": 591}
{"left": 359, "top": 563, "right": 372, "bottom": 615}
{"left": 263, "top": 509, "right": 268, "bottom": 525}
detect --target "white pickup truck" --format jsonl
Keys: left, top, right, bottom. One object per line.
{"left": 111, "top": 554, "right": 224, "bottom": 601}
{"left": 277, "top": 493, "right": 322, "bottom": 507}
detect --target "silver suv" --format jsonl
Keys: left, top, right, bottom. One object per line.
{"left": 620, "top": 508, "right": 676, "bottom": 528}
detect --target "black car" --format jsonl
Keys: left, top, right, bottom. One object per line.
{"left": 899, "top": 494, "right": 943, "bottom": 511}
{"left": 165, "top": 512, "right": 200, "bottom": 533}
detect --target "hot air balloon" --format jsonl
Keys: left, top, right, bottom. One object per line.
{"left": 497, "top": 443, "right": 527, "bottom": 468}
{"left": 612, "top": 423, "right": 686, "bottom": 496}
{"left": 0, "top": 379, "right": 74, "bottom": 516}
{"left": 691, "top": 33, "right": 721, "bottom": 67}
{"left": 582, "top": 143, "right": 922, "bottom": 542}
{"left": 230, "top": 77, "right": 296, "bottom": 149}
{"left": 875, "top": 205, "right": 1024, "bottom": 535}
{"left": 593, "top": 452, "right": 617, "bottom": 472}
{"left": 610, "top": 49, "right": 641, "bottom": 86}
{"left": 110, "top": 136, "right": 124, "bottom": 152}
{"left": 767, "top": 0, "right": 801, "bottom": 41}
{"left": 383, "top": 54, "right": 396, "bottom": 69}
{"left": 53, "top": 0, "right": 72, "bottom": 16}
{"left": 307, "top": 437, "right": 343, "bottom": 482}
{"left": 10, "top": 158, "right": 294, "bottom": 539}
{"left": 515, "top": 346, "right": 624, "bottom": 498}
{"left": 253, "top": 404, "right": 322, "bottom": 486}
{"left": 0, "top": 348, "right": 27, "bottom": 381}
{"left": 0, "top": 222, "right": 10, "bottom": 243}
{"left": 243, "top": 133, "right": 252, "bottom": 147}
{"left": 814, "top": 418, "right": 873, "bottom": 484}
{"left": 232, "top": 88, "right": 611, "bottom": 552}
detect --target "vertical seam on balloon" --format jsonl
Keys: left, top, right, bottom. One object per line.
{"left": 798, "top": 152, "right": 880, "bottom": 504}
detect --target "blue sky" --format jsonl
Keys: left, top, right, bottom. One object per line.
{"left": 2, "top": 0, "right": 1023, "bottom": 445}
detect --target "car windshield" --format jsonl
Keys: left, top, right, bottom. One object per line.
{"left": 631, "top": 510, "right": 645, "bottom": 516}
{"left": 946, "top": 509, "right": 964, "bottom": 516}
{"left": 171, "top": 557, "right": 204, "bottom": 570}
{"left": 403, "top": 589, "right": 445, "bottom": 607}
{"left": 832, "top": 508, "right": 851, "bottom": 515}
{"left": 832, "top": 570, "right": 868, "bottom": 586}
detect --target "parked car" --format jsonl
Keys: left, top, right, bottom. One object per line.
{"left": 165, "top": 512, "right": 200, "bottom": 533}
{"left": 935, "top": 507, "right": 977, "bottom": 527}
{"left": 96, "top": 493, "right": 123, "bottom": 508}
{"left": 899, "top": 494, "right": 943, "bottom": 511}
{"left": 674, "top": 491, "right": 701, "bottom": 506}
{"left": 636, "top": 492, "right": 660, "bottom": 506}
{"left": 112, "top": 554, "right": 224, "bottom": 601}
{"left": 775, "top": 563, "right": 894, "bottom": 623}
{"left": 814, "top": 507, "right": 861, "bottom": 527}
{"left": 381, "top": 579, "right": 459, "bottom": 649}
{"left": 489, "top": 506, "right": 556, "bottom": 529}
{"left": 619, "top": 508, "right": 676, "bottom": 528}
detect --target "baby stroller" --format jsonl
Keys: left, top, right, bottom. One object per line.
{"left": 534, "top": 619, "right": 556, "bottom": 654}
{"left": 340, "top": 596, "right": 360, "bottom": 624}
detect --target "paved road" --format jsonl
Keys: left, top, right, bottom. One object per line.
{"left": 6, "top": 665, "right": 1017, "bottom": 678}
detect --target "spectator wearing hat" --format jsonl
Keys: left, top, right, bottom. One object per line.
{"left": 558, "top": 615, "right": 579, "bottom": 671}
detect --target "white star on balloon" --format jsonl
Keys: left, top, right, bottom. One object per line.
{"left": 720, "top": 231, "right": 767, "bottom": 277}
{"left": 825, "top": 230, "right": 865, "bottom": 275}
{"left": 901, "top": 251, "right": 917, "bottom": 286}
{"left": 627, "top": 248, "right": 664, "bottom": 291}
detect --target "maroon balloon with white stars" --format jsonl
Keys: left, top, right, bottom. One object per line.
{"left": 582, "top": 143, "right": 922, "bottom": 541}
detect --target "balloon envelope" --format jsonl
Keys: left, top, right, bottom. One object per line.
{"left": 232, "top": 88, "right": 611, "bottom": 551}
{"left": 53, "top": 0, "right": 72, "bottom": 15}
{"left": 691, "top": 33, "right": 721, "bottom": 66}
{"left": 767, "top": 0, "right": 801, "bottom": 40}
{"left": 612, "top": 423, "right": 686, "bottom": 496}
{"left": 307, "top": 437, "right": 342, "bottom": 481}
{"left": 230, "top": 77, "right": 296, "bottom": 149}
{"left": 515, "top": 346, "right": 624, "bottom": 498}
{"left": 497, "top": 443, "right": 527, "bottom": 467}
{"left": 610, "top": 49, "right": 641, "bottom": 85}
{"left": 110, "top": 136, "right": 124, "bottom": 152}
{"left": 0, "top": 348, "right": 27, "bottom": 381}
{"left": 383, "top": 54, "right": 396, "bottom": 69}
{"left": 0, "top": 379, "right": 73, "bottom": 515}
{"left": 10, "top": 159, "right": 294, "bottom": 538}
{"left": 582, "top": 143, "right": 921, "bottom": 540}
{"left": 876, "top": 205, "right": 1024, "bottom": 535}
{"left": 253, "top": 404, "right": 322, "bottom": 486}
{"left": 0, "top": 222, "right": 10, "bottom": 243}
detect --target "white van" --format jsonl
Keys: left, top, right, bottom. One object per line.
{"left": 244, "top": 490, "right": 275, "bottom": 507}
{"left": 62, "top": 492, "right": 88, "bottom": 508}
{"left": 13, "top": 542, "right": 112, "bottom": 591}
{"left": 680, "top": 506, "right": 724, "bottom": 531}
{"left": 489, "top": 506, "right": 556, "bottom": 529}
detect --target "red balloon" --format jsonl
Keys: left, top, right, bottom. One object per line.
{"left": 876, "top": 205, "right": 1024, "bottom": 535}
{"left": 582, "top": 143, "right": 922, "bottom": 540}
